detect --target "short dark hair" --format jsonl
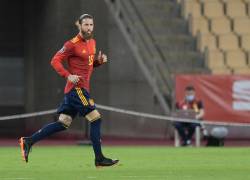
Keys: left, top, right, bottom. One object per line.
{"left": 185, "top": 85, "right": 195, "bottom": 91}
{"left": 78, "top": 14, "right": 93, "bottom": 24}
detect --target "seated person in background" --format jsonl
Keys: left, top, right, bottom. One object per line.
{"left": 174, "top": 85, "right": 205, "bottom": 146}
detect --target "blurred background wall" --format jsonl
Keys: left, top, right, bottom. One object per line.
{"left": 0, "top": 0, "right": 166, "bottom": 139}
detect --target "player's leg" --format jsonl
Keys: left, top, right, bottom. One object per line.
{"left": 86, "top": 110, "right": 103, "bottom": 160}
{"left": 19, "top": 114, "right": 72, "bottom": 162}
{"left": 75, "top": 87, "right": 119, "bottom": 167}
{"left": 19, "top": 91, "right": 77, "bottom": 163}
{"left": 85, "top": 109, "right": 119, "bottom": 167}
{"left": 30, "top": 114, "right": 72, "bottom": 144}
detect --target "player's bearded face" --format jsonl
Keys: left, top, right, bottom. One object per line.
{"left": 80, "top": 18, "right": 94, "bottom": 40}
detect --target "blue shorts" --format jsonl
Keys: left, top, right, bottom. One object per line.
{"left": 57, "top": 87, "right": 96, "bottom": 119}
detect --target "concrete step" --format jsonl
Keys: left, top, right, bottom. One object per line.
{"left": 134, "top": 1, "right": 181, "bottom": 18}
{"left": 133, "top": 0, "right": 174, "bottom": 6}
{"left": 148, "top": 25, "right": 188, "bottom": 35}
{"left": 154, "top": 35, "right": 196, "bottom": 51}
{"left": 162, "top": 51, "right": 205, "bottom": 69}
{"left": 137, "top": 18, "right": 188, "bottom": 35}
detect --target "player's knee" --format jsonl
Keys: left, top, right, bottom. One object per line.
{"left": 85, "top": 110, "right": 101, "bottom": 122}
{"left": 58, "top": 114, "right": 72, "bottom": 128}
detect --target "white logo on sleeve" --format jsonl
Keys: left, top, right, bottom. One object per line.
{"left": 58, "top": 46, "right": 66, "bottom": 53}
{"left": 232, "top": 80, "right": 250, "bottom": 111}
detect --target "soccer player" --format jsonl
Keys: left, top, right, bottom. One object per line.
{"left": 19, "top": 14, "right": 119, "bottom": 167}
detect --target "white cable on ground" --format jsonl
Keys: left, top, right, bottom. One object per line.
{"left": 0, "top": 104, "right": 249, "bottom": 127}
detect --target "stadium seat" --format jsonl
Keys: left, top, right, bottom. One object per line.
{"left": 248, "top": 3, "right": 250, "bottom": 16}
{"left": 221, "top": 0, "right": 238, "bottom": 2}
{"left": 182, "top": 0, "right": 201, "bottom": 19}
{"left": 225, "top": 50, "right": 247, "bottom": 68}
{"left": 198, "top": 0, "right": 221, "bottom": 2}
{"left": 225, "top": 1, "right": 247, "bottom": 18}
{"left": 205, "top": 50, "right": 225, "bottom": 68}
{"left": 241, "top": 34, "right": 250, "bottom": 51}
{"left": 189, "top": 17, "right": 209, "bottom": 36}
{"left": 233, "top": 18, "right": 250, "bottom": 35}
{"left": 203, "top": 1, "right": 224, "bottom": 19}
{"left": 221, "top": 0, "right": 246, "bottom": 4}
{"left": 211, "top": 17, "right": 231, "bottom": 35}
{"left": 211, "top": 68, "right": 232, "bottom": 74}
{"left": 197, "top": 33, "right": 217, "bottom": 52}
{"left": 218, "top": 33, "right": 239, "bottom": 51}
{"left": 247, "top": 51, "right": 250, "bottom": 64}
{"left": 233, "top": 67, "right": 250, "bottom": 74}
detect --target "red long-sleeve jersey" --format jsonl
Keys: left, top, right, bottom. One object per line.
{"left": 51, "top": 34, "right": 102, "bottom": 94}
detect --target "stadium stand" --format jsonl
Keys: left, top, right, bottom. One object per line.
{"left": 182, "top": 0, "right": 201, "bottom": 19}
{"left": 225, "top": 50, "right": 247, "bottom": 68}
{"left": 190, "top": 17, "right": 209, "bottom": 36}
{"left": 218, "top": 33, "right": 239, "bottom": 51}
{"left": 233, "top": 17, "right": 250, "bottom": 35}
{"left": 225, "top": 1, "right": 247, "bottom": 18}
{"left": 241, "top": 35, "right": 250, "bottom": 51}
{"left": 181, "top": 0, "right": 250, "bottom": 74}
{"left": 205, "top": 50, "right": 225, "bottom": 68}
{"left": 203, "top": 1, "right": 224, "bottom": 19}
{"left": 197, "top": 33, "right": 217, "bottom": 52}
{"left": 132, "top": 0, "right": 206, "bottom": 74}
{"left": 211, "top": 17, "right": 231, "bottom": 36}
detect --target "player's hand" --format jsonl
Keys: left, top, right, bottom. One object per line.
{"left": 67, "top": 74, "right": 81, "bottom": 84}
{"left": 97, "top": 51, "right": 108, "bottom": 64}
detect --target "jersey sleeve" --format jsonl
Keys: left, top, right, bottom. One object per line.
{"left": 50, "top": 41, "right": 73, "bottom": 78}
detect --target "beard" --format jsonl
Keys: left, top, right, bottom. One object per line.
{"left": 81, "top": 30, "right": 93, "bottom": 40}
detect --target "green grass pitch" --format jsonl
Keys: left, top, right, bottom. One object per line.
{"left": 0, "top": 146, "right": 250, "bottom": 180}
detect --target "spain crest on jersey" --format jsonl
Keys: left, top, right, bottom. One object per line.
{"left": 82, "top": 49, "right": 87, "bottom": 54}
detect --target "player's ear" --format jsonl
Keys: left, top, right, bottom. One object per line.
{"left": 75, "top": 20, "right": 80, "bottom": 31}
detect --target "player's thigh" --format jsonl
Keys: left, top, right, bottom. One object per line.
{"left": 73, "top": 87, "right": 101, "bottom": 122}
{"left": 57, "top": 91, "right": 78, "bottom": 120}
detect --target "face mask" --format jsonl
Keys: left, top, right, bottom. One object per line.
{"left": 186, "top": 95, "right": 195, "bottom": 102}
